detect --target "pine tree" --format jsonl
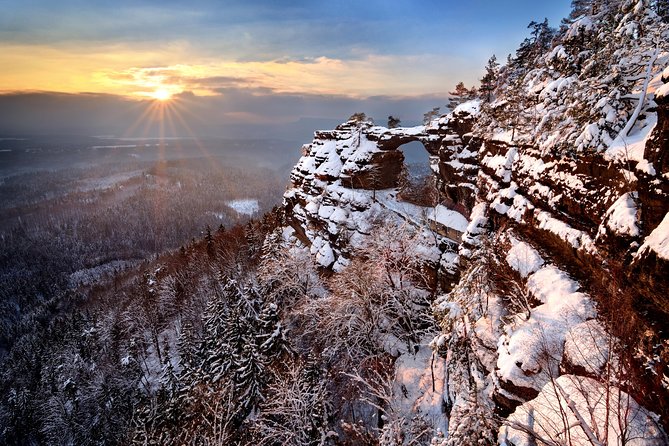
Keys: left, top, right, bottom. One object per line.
{"left": 256, "top": 302, "right": 289, "bottom": 359}
{"left": 448, "top": 82, "right": 475, "bottom": 109}
{"left": 300, "top": 357, "right": 330, "bottom": 443}
{"left": 176, "top": 321, "right": 198, "bottom": 374}
{"left": 234, "top": 342, "right": 266, "bottom": 415}
{"left": 204, "top": 225, "right": 214, "bottom": 257}
{"left": 387, "top": 115, "right": 401, "bottom": 128}
{"left": 566, "top": 0, "right": 592, "bottom": 22}
{"left": 479, "top": 55, "right": 499, "bottom": 103}
{"left": 348, "top": 112, "right": 367, "bottom": 123}
{"left": 514, "top": 18, "right": 555, "bottom": 69}
{"left": 423, "top": 107, "right": 441, "bottom": 124}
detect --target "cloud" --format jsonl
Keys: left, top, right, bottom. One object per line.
{"left": 0, "top": 39, "right": 480, "bottom": 98}
{"left": 88, "top": 54, "right": 480, "bottom": 99}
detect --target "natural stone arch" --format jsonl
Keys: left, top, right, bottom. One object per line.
{"left": 341, "top": 125, "right": 438, "bottom": 190}
{"left": 396, "top": 140, "right": 438, "bottom": 207}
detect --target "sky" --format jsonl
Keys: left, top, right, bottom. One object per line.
{"left": 0, "top": 0, "right": 571, "bottom": 138}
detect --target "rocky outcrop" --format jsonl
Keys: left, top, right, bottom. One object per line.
{"left": 467, "top": 67, "right": 669, "bottom": 429}
{"left": 282, "top": 3, "right": 669, "bottom": 440}
{"left": 284, "top": 61, "right": 669, "bottom": 440}
{"left": 284, "top": 105, "right": 480, "bottom": 272}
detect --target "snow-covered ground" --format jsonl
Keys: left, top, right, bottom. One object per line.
{"left": 392, "top": 339, "right": 449, "bottom": 438}
{"left": 637, "top": 211, "right": 669, "bottom": 260}
{"left": 497, "top": 238, "right": 597, "bottom": 392}
{"left": 226, "top": 199, "right": 259, "bottom": 216}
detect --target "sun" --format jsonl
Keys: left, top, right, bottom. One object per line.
{"left": 151, "top": 88, "right": 172, "bottom": 101}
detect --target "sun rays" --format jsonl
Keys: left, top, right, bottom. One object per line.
{"left": 121, "top": 92, "right": 226, "bottom": 210}
{"left": 151, "top": 88, "right": 173, "bottom": 101}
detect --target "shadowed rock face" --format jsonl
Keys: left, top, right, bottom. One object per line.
{"left": 476, "top": 74, "right": 669, "bottom": 420}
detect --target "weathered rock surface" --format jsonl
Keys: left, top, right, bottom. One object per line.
{"left": 284, "top": 65, "right": 669, "bottom": 433}
{"left": 284, "top": 107, "right": 479, "bottom": 272}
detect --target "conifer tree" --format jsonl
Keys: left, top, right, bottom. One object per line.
{"left": 204, "top": 225, "right": 214, "bottom": 257}
{"left": 387, "top": 115, "right": 401, "bottom": 128}
{"left": 448, "top": 82, "right": 476, "bottom": 109}
{"left": 423, "top": 107, "right": 441, "bottom": 124}
{"left": 256, "top": 302, "right": 289, "bottom": 359}
{"left": 234, "top": 341, "right": 266, "bottom": 415}
{"left": 479, "top": 55, "right": 499, "bottom": 103}
{"left": 566, "top": 0, "right": 592, "bottom": 22}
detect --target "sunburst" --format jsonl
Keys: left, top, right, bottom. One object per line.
{"left": 151, "top": 88, "right": 172, "bottom": 101}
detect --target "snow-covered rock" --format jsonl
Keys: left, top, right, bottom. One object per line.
{"left": 500, "top": 375, "right": 667, "bottom": 446}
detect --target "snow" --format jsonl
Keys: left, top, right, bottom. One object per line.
{"left": 636, "top": 159, "right": 657, "bottom": 175}
{"left": 314, "top": 141, "right": 343, "bottom": 178}
{"left": 505, "top": 239, "right": 544, "bottom": 278}
{"left": 226, "top": 199, "right": 259, "bottom": 216}
{"left": 490, "top": 130, "right": 516, "bottom": 144}
{"left": 77, "top": 170, "right": 142, "bottom": 192}
{"left": 481, "top": 147, "right": 517, "bottom": 183}
{"left": 604, "top": 192, "right": 640, "bottom": 237}
{"left": 69, "top": 260, "right": 140, "bottom": 287}
{"left": 500, "top": 375, "right": 667, "bottom": 446}
{"left": 565, "top": 16, "right": 594, "bottom": 39}
{"left": 427, "top": 205, "right": 469, "bottom": 233}
{"left": 563, "top": 319, "right": 613, "bottom": 376}
{"left": 497, "top": 265, "right": 596, "bottom": 391}
{"left": 539, "top": 76, "right": 575, "bottom": 100}
{"left": 452, "top": 99, "right": 481, "bottom": 116}
{"left": 637, "top": 211, "right": 669, "bottom": 260}
{"left": 392, "top": 339, "right": 448, "bottom": 436}
{"left": 507, "top": 193, "right": 534, "bottom": 223}
{"left": 605, "top": 113, "right": 657, "bottom": 163}
{"left": 657, "top": 81, "right": 669, "bottom": 99}
{"left": 545, "top": 45, "right": 568, "bottom": 63}
{"left": 316, "top": 241, "right": 334, "bottom": 267}
{"left": 341, "top": 134, "right": 382, "bottom": 172}
{"left": 384, "top": 124, "right": 426, "bottom": 136}
{"left": 535, "top": 210, "right": 596, "bottom": 253}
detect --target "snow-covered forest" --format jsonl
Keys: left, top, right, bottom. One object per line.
{"left": 2, "top": 0, "right": 669, "bottom": 445}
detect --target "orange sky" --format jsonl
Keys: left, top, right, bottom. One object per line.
{"left": 0, "top": 42, "right": 472, "bottom": 100}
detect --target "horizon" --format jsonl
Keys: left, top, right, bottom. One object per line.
{"left": 0, "top": 1, "right": 571, "bottom": 139}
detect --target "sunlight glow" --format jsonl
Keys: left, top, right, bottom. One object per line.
{"left": 151, "top": 88, "right": 172, "bottom": 101}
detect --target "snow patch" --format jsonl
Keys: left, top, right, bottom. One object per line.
{"left": 563, "top": 319, "right": 613, "bottom": 376}
{"left": 497, "top": 265, "right": 596, "bottom": 391}
{"left": 506, "top": 239, "right": 544, "bottom": 278}
{"left": 452, "top": 99, "right": 481, "bottom": 116}
{"left": 500, "top": 375, "right": 666, "bottom": 446}
{"left": 605, "top": 114, "right": 657, "bottom": 164}
{"left": 535, "top": 210, "right": 596, "bottom": 253}
{"left": 637, "top": 211, "right": 669, "bottom": 260}
{"left": 427, "top": 205, "right": 469, "bottom": 233}
{"left": 226, "top": 199, "right": 259, "bottom": 216}
{"left": 604, "top": 192, "right": 640, "bottom": 237}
